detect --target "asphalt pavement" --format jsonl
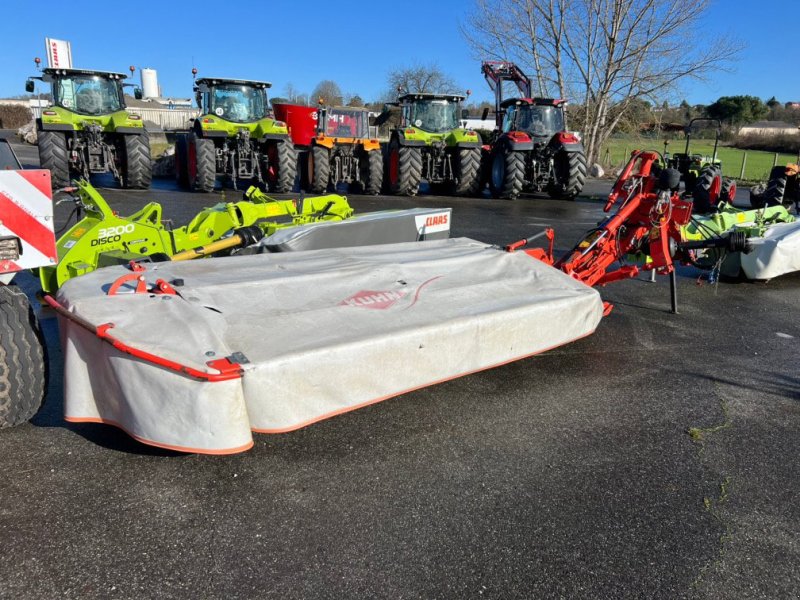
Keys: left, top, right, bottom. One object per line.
{"left": 1, "top": 141, "right": 798, "bottom": 599}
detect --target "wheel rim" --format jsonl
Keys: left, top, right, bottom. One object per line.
{"left": 728, "top": 182, "right": 737, "bottom": 202}
{"left": 710, "top": 174, "right": 722, "bottom": 203}
{"left": 389, "top": 148, "right": 399, "bottom": 185}
{"left": 491, "top": 152, "right": 505, "bottom": 190}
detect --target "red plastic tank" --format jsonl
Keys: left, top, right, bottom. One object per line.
{"left": 272, "top": 103, "right": 319, "bottom": 147}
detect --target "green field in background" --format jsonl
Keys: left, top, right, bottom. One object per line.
{"left": 600, "top": 138, "right": 799, "bottom": 182}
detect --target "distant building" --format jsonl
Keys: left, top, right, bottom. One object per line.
{"left": 739, "top": 120, "right": 800, "bottom": 136}
{"left": 784, "top": 102, "right": 800, "bottom": 110}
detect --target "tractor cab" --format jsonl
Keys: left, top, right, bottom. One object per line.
{"left": 319, "top": 106, "right": 370, "bottom": 139}
{"left": 501, "top": 98, "right": 566, "bottom": 142}
{"left": 399, "top": 93, "right": 466, "bottom": 134}
{"left": 29, "top": 68, "right": 128, "bottom": 116}
{"left": 194, "top": 78, "right": 271, "bottom": 124}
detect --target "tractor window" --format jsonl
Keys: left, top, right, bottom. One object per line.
{"left": 514, "top": 105, "right": 565, "bottom": 138}
{"left": 411, "top": 99, "right": 458, "bottom": 133}
{"left": 210, "top": 84, "right": 268, "bottom": 123}
{"left": 325, "top": 109, "right": 369, "bottom": 138}
{"left": 54, "top": 75, "right": 122, "bottom": 116}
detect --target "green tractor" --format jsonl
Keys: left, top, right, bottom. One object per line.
{"left": 175, "top": 71, "right": 296, "bottom": 193}
{"left": 383, "top": 93, "right": 483, "bottom": 197}
{"left": 26, "top": 65, "right": 151, "bottom": 190}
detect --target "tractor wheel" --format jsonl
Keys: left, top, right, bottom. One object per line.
{"left": 452, "top": 147, "right": 482, "bottom": 196}
{"left": 37, "top": 130, "right": 70, "bottom": 189}
{"left": 749, "top": 182, "right": 767, "bottom": 209}
{"left": 121, "top": 134, "right": 152, "bottom": 189}
{"left": 308, "top": 145, "right": 330, "bottom": 193}
{"left": 719, "top": 178, "right": 737, "bottom": 206}
{"left": 548, "top": 151, "right": 587, "bottom": 200}
{"left": 692, "top": 165, "right": 723, "bottom": 214}
{"left": 266, "top": 141, "right": 297, "bottom": 193}
{"left": 174, "top": 135, "right": 189, "bottom": 189}
{"left": 762, "top": 165, "right": 788, "bottom": 207}
{"left": 0, "top": 285, "right": 46, "bottom": 428}
{"left": 360, "top": 149, "right": 383, "bottom": 195}
{"left": 387, "top": 138, "right": 422, "bottom": 196}
{"left": 489, "top": 147, "right": 525, "bottom": 199}
{"left": 188, "top": 133, "right": 216, "bottom": 193}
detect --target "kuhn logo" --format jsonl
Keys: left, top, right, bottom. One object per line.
{"left": 339, "top": 290, "right": 408, "bottom": 310}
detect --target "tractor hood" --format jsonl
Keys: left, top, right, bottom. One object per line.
{"left": 39, "top": 106, "right": 145, "bottom": 133}
{"left": 197, "top": 114, "right": 289, "bottom": 139}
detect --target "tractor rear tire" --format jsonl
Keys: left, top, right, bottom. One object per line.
{"left": 37, "top": 130, "right": 70, "bottom": 190}
{"left": 387, "top": 139, "right": 422, "bottom": 196}
{"left": 452, "top": 147, "right": 482, "bottom": 196}
{"left": 692, "top": 165, "right": 723, "bottom": 214}
{"left": 309, "top": 145, "right": 330, "bottom": 193}
{"left": 548, "top": 151, "right": 587, "bottom": 200}
{"left": 267, "top": 141, "right": 297, "bottom": 193}
{"left": 361, "top": 149, "right": 383, "bottom": 195}
{"left": 175, "top": 135, "right": 189, "bottom": 188}
{"left": 762, "top": 165, "right": 788, "bottom": 207}
{"left": 0, "top": 285, "right": 46, "bottom": 428}
{"left": 121, "top": 134, "right": 152, "bottom": 189}
{"left": 188, "top": 133, "right": 216, "bottom": 193}
{"left": 489, "top": 148, "right": 525, "bottom": 199}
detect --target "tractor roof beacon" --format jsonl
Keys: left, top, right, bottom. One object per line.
{"left": 481, "top": 60, "right": 587, "bottom": 201}
{"left": 26, "top": 63, "right": 152, "bottom": 190}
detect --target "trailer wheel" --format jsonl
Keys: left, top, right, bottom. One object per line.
{"left": 360, "top": 149, "right": 383, "bottom": 196}
{"left": 174, "top": 135, "right": 189, "bottom": 188}
{"left": 188, "top": 133, "right": 215, "bottom": 193}
{"left": 452, "top": 147, "right": 482, "bottom": 196}
{"left": 37, "top": 130, "right": 70, "bottom": 189}
{"left": 548, "top": 151, "right": 587, "bottom": 200}
{"left": 121, "top": 134, "right": 152, "bottom": 189}
{"left": 0, "top": 285, "right": 46, "bottom": 428}
{"left": 762, "top": 165, "right": 788, "bottom": 207}
{"left": 266, "top": 141, "right": 297, "bottom": 193}
{"left": 489, "top": 148, "right": 524, "bottom": 199}
{"left": 692, "top": 165, "right": 723, "bottom": 214}
{"left": 387, "top": 138, "right": 422, "bottom": 196}
{"left": 308, "top": 145, "right": 330, "bottom": 193}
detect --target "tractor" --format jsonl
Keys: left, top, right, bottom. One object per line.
{"left": 273, "top": 101, "right": 383, "bottom": 195}
{"left": 175, "top": 71, "right": 296, "bottom": 193}
{"left": 25, "top": 62, "right": 152, "bottom": 190}
{"left": 481, "top": 61, "right": 587, "bottom": 200}
{"left": 663, "top": 118, "right": 735, "bottom": 213}
{"left": 750, "top": 163, "right": 800, "bottom": 209}
{"left": 381, "top": 92, "right": 483, "bottom": 197}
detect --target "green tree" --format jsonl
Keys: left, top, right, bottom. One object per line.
{"left": 705, "top": 95, "right": 768, "bottom": 125}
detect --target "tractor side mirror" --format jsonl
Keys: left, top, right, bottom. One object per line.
{"left": 461, "top": 108, "right": 469, "bottom": 120}
{"left": 134, "top": 87, "right": 143, "bottom": 100}
{"left": 481, "top": 107, "right": 489, "bottom": 121}
{"left": 25, "top": 79, "right": 35, "bottom": 93}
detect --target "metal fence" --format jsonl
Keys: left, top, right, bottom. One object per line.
{"left": 126, "top": 107, "right": 199, "bottom": 131}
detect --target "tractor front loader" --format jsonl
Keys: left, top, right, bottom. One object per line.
{"left": 175, "top": 71, "right": 297, "bottom": 193}
{"left": 26, "top": 63, "right": 152, "bottom": 190}
{"left": 481, "top": 61, "right": 587, "bottom": 200}
{"left": 381, "top": 93, "right": 483, "bottom": 197}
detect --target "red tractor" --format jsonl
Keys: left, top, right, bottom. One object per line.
{"left": 481, "top": 61, "right": 587, "bottom": 200}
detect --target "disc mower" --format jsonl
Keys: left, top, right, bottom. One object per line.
{"left": 481, "top": 61, "right": 587, "bottom": 200}
{"left": 26, "top": 61, "right": 152, "bottom": 190}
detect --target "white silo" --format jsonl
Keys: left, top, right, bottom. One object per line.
{"left": 141, "top": 68, "right": 159, "bottom": 99}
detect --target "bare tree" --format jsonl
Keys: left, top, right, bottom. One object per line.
{"left": 387, "top": 63, "right": 463, "bottom": 95}
{"left": 463, "top": 0, "right": 741, "bottom": 163}
{"left": 311, "top": 80, "right": 344, "bottom": 106}
{"left": 283, "top": 82, "right": 308, "bottom": 105}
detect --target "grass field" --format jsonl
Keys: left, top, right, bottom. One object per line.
{"left": 599, "top": 137, "right": 800, "bottom": 183}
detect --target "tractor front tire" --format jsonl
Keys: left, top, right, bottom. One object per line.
{"left": 188, "top": 133, "right": 216, "bottom": 193}
{"left": 309, "top": 145, "right": 330, "bottom": 193}
{"left": 387, "top": 139, "right": 422, "bottom": 196}
{"left": 452, "top": 147, "right": 482, "bottom": 196}
{"left": 37, "top": 130, "right": 70, "bottom": 189}
{"left": 548, "top": 151, "right": 587, "bottom": 200}
{"left": 489, "top": 148, "right": 525, "bottom": 199}
{"left": 692, "top": 165, "right": 723, "bottom": 214}
{"left": 121, "top": 134, "right": 152, "bottom": 189}
{"left": 0, "top": 285, "right": 46, "bottom": 428}
{"left": 762, "top": 165, "right": 788, "bottom": 207}
{"left": 267, "top": 141, "right": 297, "bottom": 193}
{"left": 719, "top": 178, "right": 737, "bottom": 206}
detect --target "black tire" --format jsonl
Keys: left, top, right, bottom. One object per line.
{"left": 174, "top": 135, "right": 189, "bottom": 189}
{"left": 692, "top": 165, "right": 722, "bottom": 214}
{"left": 188, "top": 132, "right": 216, "bottom": 193}
{"left": 719, "top": 178, "right": 737, "bottom": 206}
{"left": 309, "top": 145, "right": 330, "bottom": 193}
{"left": 0, "top": 285, "right": 46, "bottom": 428}
{"left": 37, "top": 130, "right": 70, "bottom": 189}
{"left": 548, "top": 151, "right": 587, "bottom": 200}
{"left": 121, "top": 134, "right": 152, "bottom": 189}
{"left": 361, "top": 149, "right": 383, "bottom": 195}
{"left": 489, "top": 147, "right": 525, "bottom": 199}
{"left": 387, "top": 138, "right": 422, "bottom": 196}
{"left": 266, "top": 140, "right": 297, "bottom": 193}
{"left": 452, "top": 147, "right": 482, "bottom": 196}
{"left": 762, "top": 165, "right": 788, "bottom": 207}
{"left": 749, "top": 182, "right": 767, "bottom": 209}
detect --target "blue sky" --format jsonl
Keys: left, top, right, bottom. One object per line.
{"left": 0, "top": 0, "right": 795, "bottom": 106}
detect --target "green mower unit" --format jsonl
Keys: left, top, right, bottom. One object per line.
{"left": 40, "top": 181, "right": 352, "bottom": 293}
{"left": 383, "top": 93, "right": 482, "bottom": 197}
{"left": 26, "top": 66, "right": 152, "bottom": 190}
{"left": 175, "top": 72, "right": 297, "bottom": 192}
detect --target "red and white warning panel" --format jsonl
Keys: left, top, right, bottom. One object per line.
{"left": 0, "top": 170, "right": 57, "bottom": 275}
